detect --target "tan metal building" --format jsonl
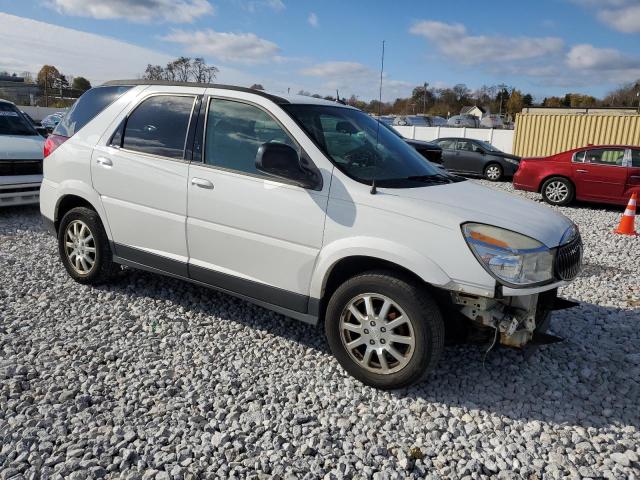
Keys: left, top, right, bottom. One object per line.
{"left": 513, "top": 113, "right": 640, "bottom": 157}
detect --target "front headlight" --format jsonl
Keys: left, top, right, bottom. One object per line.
{"left": 503, "top": 158, "right": 519, "bottom": 166}
{"left": 462, "top": 223, "right": 554, "bottom": 286}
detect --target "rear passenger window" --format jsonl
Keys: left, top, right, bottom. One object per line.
{"left": 122, "top": 95, "right": 194, "bottom": 160}
{"left": 437, "top": 139, "right": 456, "bottom": 150}
{"left": 585, "top": 148, "right": 625, "bottom": 166}
{"left": 632, "top": 150, "right": 640, "bottom": 168}
{"left": 204, "top": 98, "right": 297, "bottom": 176}
{"left": 55, "top": 85, "right": 131, "bottom": 137}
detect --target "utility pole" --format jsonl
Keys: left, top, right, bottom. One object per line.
{"left": 423, "top": 82, "right": 428, "bottom": 114}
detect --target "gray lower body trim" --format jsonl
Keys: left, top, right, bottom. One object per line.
{"left": 112, "top": 243, "right": 319, "bottom": 326}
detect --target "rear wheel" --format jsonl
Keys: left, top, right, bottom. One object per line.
{"left": 541, "top": 177, "right": 574, "bottom": 206}
{"left": 484, "top": 163, "right": 503, "bottom": 181}
{"left": 324, "top": 271, "right": 444, "bottom": 389}
{"left": 58, "top": 207, "right": 117, "bottom": 284}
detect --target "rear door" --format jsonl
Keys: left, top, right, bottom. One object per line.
{"left": 435, "top": 139, "right": 457, "bottom": 170}
{"left": 572, "top": 147, "right": 627, "bottom": 203}
{"left": 627, "top": 148, "right": 640, "bottom": 200}
{"left": 92, "top": 88, "right": 202, "bottom": 272}
{"left": 453, "top": 139, "right": 484, "bottom": 173}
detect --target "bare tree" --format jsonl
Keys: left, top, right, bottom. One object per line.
{"left": 143, "top": 58, "right": 218, "bottom": 83}
{"left": 143, "top": 64, "right": 164, "bottom": 81}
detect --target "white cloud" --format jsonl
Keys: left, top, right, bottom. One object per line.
{"left": 162, "top": 29, "right": 281, "bottom": 64}
{"left": 47, "top": 0, "right": 213, "bottom": 23}
{"left": 571, "top": 0, "right": 640, "bottom": 33}
{"left": 598, "top": 3, "right": 640, "bottom": 33}
{"left": 308, "top": 12, "right": 318, "bottom": 28}
{"left": 566, "top": 44, "right": 640, "bottom": 71}
{"left": 236, "top": 0, "right": 285, "bottom": 12}
{"left": 0, "top": 13, "right": 172, "bottom": 83}
{"left": 301, "top": 61, "right": 370, "bottom": 77}
{"left": 409, "top": 20, "right": 564, "bottom": 65}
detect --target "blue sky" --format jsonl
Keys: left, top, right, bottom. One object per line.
{"left": 1, "top": 0, "right": 639, "bottom": 102}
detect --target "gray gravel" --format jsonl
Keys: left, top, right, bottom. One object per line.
{"left": 1, "top": 181, "right": 639, "bottom": 480}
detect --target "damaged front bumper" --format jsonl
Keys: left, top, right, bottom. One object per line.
{"left": 451, "top": 288, "right": 578, "bottom": 350}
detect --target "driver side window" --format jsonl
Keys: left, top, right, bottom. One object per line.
{"left": 204, "top": 98, "right": 297, "bottom": 177}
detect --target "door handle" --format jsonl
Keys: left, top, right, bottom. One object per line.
{"left": 96, "top": 157, "right": 113, "bottom": 167}
{"left": 630, "top": 175, "right": 640, "bottom": 181}
{"left": 191, "top": 177, "right": 214, "bottom": 189}
{"left": 576, "top": 169, "right": 588, "bottom": 174}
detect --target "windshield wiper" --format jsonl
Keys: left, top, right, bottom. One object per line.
{"left": 405, "top": 174, "right": 453, "bottom": 184}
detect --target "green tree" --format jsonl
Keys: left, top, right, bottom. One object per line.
{"left": 506, "top": 89, "right": 524, "bottom": 115}
{"left": 72, "top": 76, "right": 91, "bottom": 92}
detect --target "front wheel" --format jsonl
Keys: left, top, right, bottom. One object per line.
{"left": 324, "top": 271, "right": 444, "bottom": 389}
{"left": 484, "top": 163, "right": 503, "bottom": 181}
{"left": 541, "top": 177, "right": 574, "bottom": 206}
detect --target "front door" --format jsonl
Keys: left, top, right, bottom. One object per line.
{"left": 572, "top": 147, "right": 627, "bottom": 203}
{"left": 92, "top": 91, "right": 200, "bottom": 273}
{"left": 186, "top": 95, "right": 329, "bottom": 313}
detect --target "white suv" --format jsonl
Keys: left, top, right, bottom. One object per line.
{"left": 40, "top": 81, "right": 582, "bottom": 389}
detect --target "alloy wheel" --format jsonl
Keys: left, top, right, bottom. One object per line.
{"left": 485, "top": 165, "right": 501, "bottom": 180}
{"left": 545, "top": 181, "right": 569, "bottom": 203}
{"left": 339, "top": 293, "right": 415, "bottom": 375}
{"left": 64, "top": 220, "right": 96, "bottom": 275}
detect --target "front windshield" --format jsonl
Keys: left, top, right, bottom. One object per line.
{"left": 0, "top": 104, "right": 37, "bottom": 136}
{"left": 283, "top": 105, "right": 451, "bottom": 188}
{"left": 476, "top": 140, "right": 501, "bottom": 152}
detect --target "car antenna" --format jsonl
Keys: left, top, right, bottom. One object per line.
{"left": 371, "top": 39, "right": 385, "bottom": 195}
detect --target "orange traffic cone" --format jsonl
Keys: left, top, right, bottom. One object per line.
{"left": 613, "top": 192, "right": 638, "bottom": 236}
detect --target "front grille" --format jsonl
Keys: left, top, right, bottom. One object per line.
{"left": 555, "top": 235, "right": 583, "bottom": 281}
{"left": 0, "top": 159, "right": 43, "bottom": 176}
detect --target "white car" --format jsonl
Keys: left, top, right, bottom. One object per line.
{"left": 0, "top": 99, "right": 45, "bottom": 206}
{"left": 40, "top": 81, "right": 583, "bottom": 389}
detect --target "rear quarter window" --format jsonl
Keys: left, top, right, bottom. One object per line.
{"left": 54, "top": 85, "right": 132, "bottom": 137}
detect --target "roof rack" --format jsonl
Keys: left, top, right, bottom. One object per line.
{"left": 102, "top": 79, "right": 289, "bottom": 104}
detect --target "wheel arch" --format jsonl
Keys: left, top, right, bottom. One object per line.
{"left": 310, "top": 240, "right": 452, "bottom": 322}
{"left": 53, "top": 185, "right": 111, "bottom": 240}
{"left": 538, "top": 174, "right": 574, "bottom": 194}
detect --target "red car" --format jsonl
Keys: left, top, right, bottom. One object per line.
{"left": 514, "top": 145, "right": 640, "bottom": 206}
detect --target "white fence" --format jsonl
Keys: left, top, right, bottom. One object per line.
{"left": 19, "top": 106, "right": 69, "bottom": 122}
{"left": 393, "top": 126, "right": 515, "bottom": 154}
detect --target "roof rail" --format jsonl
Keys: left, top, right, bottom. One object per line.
{"left": 101, "top": 80, "right": 289, "bottom": 104}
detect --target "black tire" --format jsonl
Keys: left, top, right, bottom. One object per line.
{"left": 483, "top": 163, "right": 503, "bottom": 181}
{"left": 541, "top": 177, "right": 574, "bottom": 206}
{"left": 58, "top": 207, "right": 117, "bottom": 285}
{"left": 324, "top": 270, "right": 445, "bottom": 390}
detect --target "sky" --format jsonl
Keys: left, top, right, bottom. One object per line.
{"left": 0, "top": 0, "right": 639, "bottom": 102}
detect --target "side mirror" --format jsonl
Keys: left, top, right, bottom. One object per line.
{"left": 255, "top": 143, "right": 320, "bottom": 189}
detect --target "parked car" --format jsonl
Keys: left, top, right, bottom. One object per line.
{"left": 41, "top": 81, "right": 582, "bottom": 389}
{"left": 41, "top": 112, "right": 65, "bottom": 133}
{"left": 514, "top": 145, "right": 640, "bottom": 206}
{"left": 378, "top": 120, "right": 443, "bottom": 163}
{"left": 378, "top": 115, "right": 394, "bottom": 126}
{"left": 0, "top": 99, "right": 45, "bottom": 206}
{"left": 432, "top": 137, "right": 520, "bottom": 180}
{"left": 447, "top": 114, "right": 480, "bottom": 128}
{"left": 480, "top": 114, "right": 504, "bottom": 129}
{"left": 393, "top": 115, "right": 448, "bottom": 127}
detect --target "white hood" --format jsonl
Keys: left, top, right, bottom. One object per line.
{"left": 0, "top": 134, "right": 44, "bottom": 159}
{"left": 380, "top": 180, "right": 573, "bottom": 248}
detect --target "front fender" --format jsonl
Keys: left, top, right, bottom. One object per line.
{"left": 309, "top": 236, "right": 452, "bottom": 299}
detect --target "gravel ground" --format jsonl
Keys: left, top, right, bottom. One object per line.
{"left": 1, "top": 181, "right": 639, "bottom": 480}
